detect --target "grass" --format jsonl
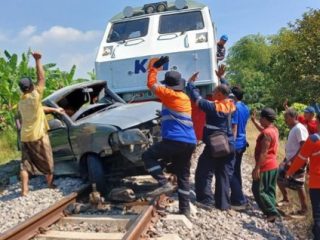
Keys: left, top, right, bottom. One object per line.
{"left": 246, "top": 121, "right": 312, "bottom": 238}
{"left": 0, "top": 129, "right": 20, "bottom": 165}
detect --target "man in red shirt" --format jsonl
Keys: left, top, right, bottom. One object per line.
{"left": 298, "top": 106, "right": 317, "bottom": 134}
{"left": 283, "top": 100, "right": 317, "bottom": 134}
{"left": 251, "top": 108, "right": 280, "bottom": 222}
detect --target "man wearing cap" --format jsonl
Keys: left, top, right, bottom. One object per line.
{"left": 217, "top": 35, "right": 228, "bottom": 62}
{"left": 187, "top": 74, "right": 236, "bottom": 210}
{"left": 283, "top": 100, "right": 318, "bottom": 134}
{"left": 142, "top": 57, "right": 196, "bottom": 217}
{"left": 298, "top": 106, "right": 318, "bottom": 134}
{"left": 251, "top": 108, "right": 280, "bottom": 222}
{"left": 18, "top": 52, "right": 64, "bottom": 196}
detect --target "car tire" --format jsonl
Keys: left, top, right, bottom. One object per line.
{"left": 87, "top": 154, "right": 106, "bottom": 195}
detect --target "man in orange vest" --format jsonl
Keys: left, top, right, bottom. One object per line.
{"left": 286, "top": 114, "right": 320, "bottom": 239}
{"left": 142, "top": 56, "right": 196, "bottom": 217}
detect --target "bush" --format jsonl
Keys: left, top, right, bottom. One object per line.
{"left": 0, "top": 129, "right": 20, "bottom": 164}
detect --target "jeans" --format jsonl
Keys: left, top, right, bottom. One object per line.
{"left": 230, "top": 147, "right": 247, "bottom": 205}
{"left": 310, "top": 189, "right": 320, "bottom": 240}
{"left": 195, "top": 145, "right": 235, "bottom": 210}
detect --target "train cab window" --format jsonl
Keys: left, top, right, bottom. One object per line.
{"left": 107, "top": 18, "right": 150, "bottom": 43}
{"left": 159, "top": 11, "right": 204, "bottom": 34}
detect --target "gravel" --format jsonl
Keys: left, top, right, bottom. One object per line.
{"left": 0, "top": 176, "right": 85, "bottom": 234}
{"left": 0, "top": 144, "right": 313, "bottom": 239}
{"left": 50, "top": 221, "right": 126, "bottom": 233}
{"left": 154, "top": 143, "right": 312, "bottom": 240}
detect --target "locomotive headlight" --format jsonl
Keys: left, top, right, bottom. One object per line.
{"left": 196, "top": 32, "right": 208, "bottom": 43}
{"left": 156, "top": 3, "right": 167, "bottom": 12}
{"left": 144, "top": 2, "right": 167, "bottom": 14}
{"left": 102, "top": 46, "right": 113, "bottom": 56}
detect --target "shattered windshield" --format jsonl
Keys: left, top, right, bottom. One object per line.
{"left": 159, "top": 11, "right": 204, "bottom": 34}
{"left": 107, "top": 18, "right": 149, "bottom": 43}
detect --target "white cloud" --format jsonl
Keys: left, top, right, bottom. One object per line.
{"left": 29, "top": 26, "right": 102, "bottom": 45}
{"left": 19, "top": 25, "right": 37, "bottom": 37}
{"left": 1, "top": 25, "right": 103, "bottom": 78}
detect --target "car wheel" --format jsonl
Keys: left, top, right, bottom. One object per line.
{"left": 87, "top": 154, "right": 106, "bottom": 195}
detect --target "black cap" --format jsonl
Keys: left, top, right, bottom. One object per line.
{"left": 19, "top": 77, "right": 33, "bottom": 92}
{"left": 260, "top": 107, "right": 277, "bottom": 122}
{"left": 231, "top": 86, "right": 244, "bottom": 100}
{"left": 160, "top": 71, "right": 185, "bottom": 91}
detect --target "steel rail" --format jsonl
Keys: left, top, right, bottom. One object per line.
{"left": 0, "top": 185, "right": 89, "bottom": 240}
{"left": 122, "top": 195, "right": 165, "bottom": 240}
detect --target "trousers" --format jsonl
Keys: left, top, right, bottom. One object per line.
{"left": 195, "top": 145, "right": 235, "bottom": 210}
{"left": 142, "top": 139, "right": 195, "bottom": 212}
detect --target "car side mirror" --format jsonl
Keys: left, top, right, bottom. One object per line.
{"left": 48, "top": 119, "right": 66, "bottom": 130}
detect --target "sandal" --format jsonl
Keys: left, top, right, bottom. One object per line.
{"left": 290, "top": 209, "right": 307, "bottom": 219}
{"left": 276, "top": 200, "right": 290, "bottom": 207}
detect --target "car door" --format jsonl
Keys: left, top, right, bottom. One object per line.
{"left": 46, "top": 113, "right": 79, "bottom": 175}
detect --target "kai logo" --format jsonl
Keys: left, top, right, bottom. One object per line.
{"left": 134, "top": 58, "right": 169, "bottom": 74}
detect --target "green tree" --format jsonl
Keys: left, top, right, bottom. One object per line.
{"left": 270, "top": 9, "right": 320, "bottom": 105}
{"left": 226, "top": 34, "right": 275, "bottom": 109}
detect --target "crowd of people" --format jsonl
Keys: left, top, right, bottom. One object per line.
{"left": 17, "top": 38, "right": 320, "bottom": 239}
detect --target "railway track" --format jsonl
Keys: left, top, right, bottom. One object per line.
{"left": 0, "top": 178, "right": 182, "bottom": 240}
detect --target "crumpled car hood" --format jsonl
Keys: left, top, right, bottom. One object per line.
{"left": 79, "top": 101, "right": 161, "bottom": 129}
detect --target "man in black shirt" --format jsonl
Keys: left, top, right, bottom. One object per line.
{"left": 217, "top": 35, "right": 228, "bottom": 61}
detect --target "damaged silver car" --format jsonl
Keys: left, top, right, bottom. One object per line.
{"left": 42, "top": 80, "right": 161, "bottom": 193}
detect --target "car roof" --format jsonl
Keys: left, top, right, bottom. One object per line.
{"left": 43, "top": 80, "right": 107, "bottom": 103}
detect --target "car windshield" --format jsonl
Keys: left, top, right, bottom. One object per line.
{"left": 107, "top": 18, "right": 149, "bottom": 43}
{"left": 57, "top": 83, "right": 125, "bottom": 121}
{"left": 159, "top": 11, "right": 204, "bottom": 34}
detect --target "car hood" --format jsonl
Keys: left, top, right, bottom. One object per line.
{"left": 79, "top": 101, "right": 161, "bottom": 129}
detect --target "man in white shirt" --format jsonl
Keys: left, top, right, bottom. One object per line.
{"left": 277, "top": 108, "right": 309, "bottom": 216}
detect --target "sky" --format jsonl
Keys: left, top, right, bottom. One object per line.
{"left": 0, "top": 0, "right": 319, "bottom": 78}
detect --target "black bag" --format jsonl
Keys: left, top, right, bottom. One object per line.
{"left": 208, "top": 113, "right": 234, "bottom": 158}
{"left": 209, "top": 131, "right": 232, "bottom": 158}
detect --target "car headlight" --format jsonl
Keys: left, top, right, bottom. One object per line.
{"left": 110, "top": 128, "right": 148, "bottom": 150}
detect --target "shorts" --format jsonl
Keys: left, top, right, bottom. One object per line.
{"left": 21, "top": 134, "right": 54, "bottom": 175}
{"left": 277, "top": 160, "right": 306, "bottom": 190}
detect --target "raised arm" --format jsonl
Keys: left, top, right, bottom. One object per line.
{"left": 250, "top": 110, "right": 264, "bottom": 132}
{"left": 32, "top": 52, "right": 45, "bottom": 89}
{"left": 186, "top": 81, "right": 216, "bottom": 113}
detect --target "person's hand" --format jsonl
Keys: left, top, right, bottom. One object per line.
{"left": 283, "top": 98, "right": 289, "bottom": 110}
{"left": 188, "top": 72, "right": 199, "bottom": 83}
{"left": 153, "top": 56, "right": 169, "bottom": 68}
{"left": 215, "top": 64, "right": 226, "bottom": 79}
{"left": 55, "top": 107, "right": 65, "bottom": 114}
{"left": 32, "top": 52, "right": 42, "bottom": 60}
{"left": 252, "top": 166, "right": 260, "bottom": 180}
{"left": 148, "top": 58, "right": 160, "bottom": 70}
{"left": 148, "top": 56, "right": 169, "bottom": 70}
{"left": 251, "top": 109, "right": 257, "bottom": 121}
